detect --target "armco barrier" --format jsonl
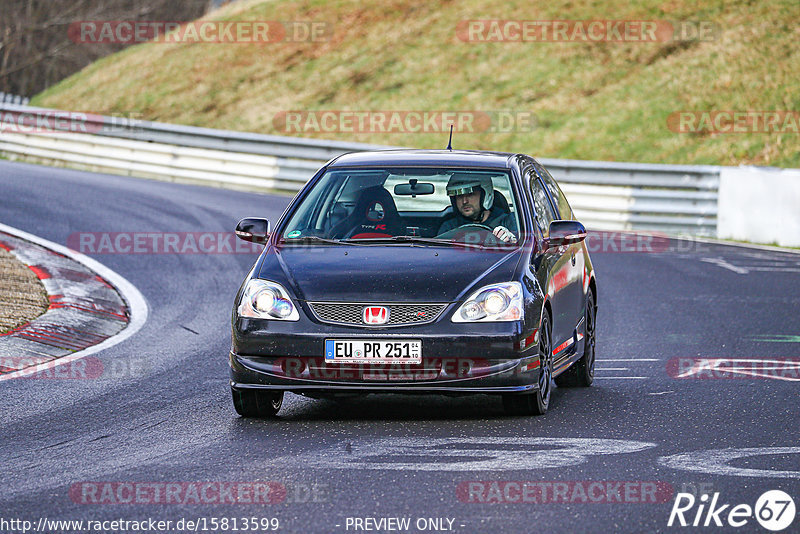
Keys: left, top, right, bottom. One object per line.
{"left": 0, "top": 101, "right": 740, "bottom": 237}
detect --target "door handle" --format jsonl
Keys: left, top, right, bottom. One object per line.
{"left": 571, "top": 253, "right": 576, "bottom": 266}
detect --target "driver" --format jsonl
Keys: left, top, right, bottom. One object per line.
{"left": 437, "top": 174, "right": 518, "bottom": 243}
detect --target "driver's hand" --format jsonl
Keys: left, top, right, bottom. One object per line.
{"left": 493, "top": 226, "right": 517, "bottom": 243}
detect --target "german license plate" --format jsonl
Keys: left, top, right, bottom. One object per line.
{"left": 325, "top": 339, "right": 422, "bottom": 364}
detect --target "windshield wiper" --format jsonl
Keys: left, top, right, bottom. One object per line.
{"left": 279, "top": 236, "right": 355, "bottom": 246}
{"left": 342, "top": 236, "right": 489, "bottom": 248}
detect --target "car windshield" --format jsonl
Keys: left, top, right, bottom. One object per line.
{"left": 280, "top": 167, "right": 521, "bottom": 248}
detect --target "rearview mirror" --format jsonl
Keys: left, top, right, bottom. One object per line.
{"left": 394, "top": 181, "right": 434, "bottom": 196}
{"left": 235, "top": 217, "right": 270, "bottom": 244}
{"left": 544, "top": 220, "right": 587, "bottom": 250}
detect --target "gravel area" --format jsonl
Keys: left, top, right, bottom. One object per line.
{"left": 0, "top": 247, "right": 49, "bottom": 334}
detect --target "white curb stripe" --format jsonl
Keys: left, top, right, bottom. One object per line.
{"left": 0, "top": 222, "right": 148, "bottom": 382}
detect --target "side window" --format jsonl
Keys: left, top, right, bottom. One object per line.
{"left": 536, "top": 164, "right": 574, "bottom": 220}
{"left": 527, "top": 168, "right": 555, "bottom": 236}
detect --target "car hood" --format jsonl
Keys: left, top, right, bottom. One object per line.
{"left": 258, "top": 244, "right": 521, "bottom": 303}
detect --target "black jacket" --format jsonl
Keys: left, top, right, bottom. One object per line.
{"left": 437, "top": 209, "right": 518, "bottom": 236}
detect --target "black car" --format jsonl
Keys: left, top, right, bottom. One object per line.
{"left": 230, "top": 149, "right": 597, "bottom": 417}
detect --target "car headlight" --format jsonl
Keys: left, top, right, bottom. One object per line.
{"left": 452, "top": 282, "right": 523, "bottom": 322}
{"left": 237, "top": 279, "right": 299, "bottom": 321}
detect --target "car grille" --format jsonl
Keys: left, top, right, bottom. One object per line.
{"left": 307, "top": 302, "right": 448, "bottom": 327}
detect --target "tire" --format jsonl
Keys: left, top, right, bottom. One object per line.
{"left": 503, "top": 311, "right": 553, "bottom": 416}
{"left": 555, "top": 291, "right": 596, "bottom": 388}
{"left": 231, "top": 388, "right": 283, "bottom": 418}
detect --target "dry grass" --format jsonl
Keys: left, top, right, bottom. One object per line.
{"left": 0, "top": 248, "right": 49, "bottom": 334}
{"left": 34, "top": 0, "right": 800, "bottom": 167}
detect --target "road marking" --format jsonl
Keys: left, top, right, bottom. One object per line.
{"left": 685, "top": 235, "right": 800, "bottom": 256}
{"left": 674, "top": 358, "right": 800, "bottom": 381}
{"left": 594, "top": 377, "right": 648, "bottom": 380}
{"left": 750, "top": 335, "right": 800, "bottom": 343}
{"left": 291, "top": 437, "right": 657, "bottom": 471}
{"left": 735, "top": 259, "right": 800, "bottom": 266}
{"left": 701, "top": 255, "right": 800, "bottom": 273}
{"left": 596, "top": 358, "right": 658, "bottom": 362}
{"left": 737, "top": 252, "right": 800, "bottom": 267}
{"left": 659, "top": 447, "right": 800, "bottom": 479}
{"left": 0, "top": 223, "right": 148, "bottom": 382}
{"left": 746, "top": 267, "right": 800, "bottom": 272}
{"left": 700, "top": 257, "right": 749, "bottom": 274}
{"left": 740, "top": 251, "right": 797, "bottom": 259}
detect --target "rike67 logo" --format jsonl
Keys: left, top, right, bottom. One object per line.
{"left": 668, "top": 490, "right": 795, "bottom": 531}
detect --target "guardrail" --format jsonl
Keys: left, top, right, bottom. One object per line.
{"left": 0, "top": 102, "right": 721, "bottom": 235}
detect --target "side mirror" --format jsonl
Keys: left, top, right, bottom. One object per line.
{"left": 544, "top": 220, "right": 587, "bottom": 250}
{"left": 235, "top": 217, "right": 270, "bottom": 244}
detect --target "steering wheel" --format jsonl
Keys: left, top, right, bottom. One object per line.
{"left": 457, "top": 223, "right": 493, "bottom": 231}
{"left": 435, "top": 223, "right": 506, "bottom": 246}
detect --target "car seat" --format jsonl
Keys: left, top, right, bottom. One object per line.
{"left": 328, "top": 186, "right": 405, "bottom": 239}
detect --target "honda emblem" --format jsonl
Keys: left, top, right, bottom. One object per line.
{"left": 363, "top": 306, "right": 389, "bottom": 325}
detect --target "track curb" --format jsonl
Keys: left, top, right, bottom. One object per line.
{"left": 0, "top": 223, "right": 148, "bottom": 381}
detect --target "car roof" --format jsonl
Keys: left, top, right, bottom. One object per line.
{"left": 328, "top": 149, "right": 519, "bottom": 169}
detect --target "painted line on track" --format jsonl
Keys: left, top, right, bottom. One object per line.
{"left": 596, "top": 359, "right": 658, "bottom": 362}
{"left": 0, "top": 222, "right": 148, "bottom": 382}
{"left": 682, "top": 235, "right": 800, "bottom": 255}
{"left": 593, "top": 377, "right": 648, "bottom": 380}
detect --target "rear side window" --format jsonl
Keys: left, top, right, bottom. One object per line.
{"left": 527, "top": 168, "right": 555, "bottom": 236}
{"left": 535, "top": 163, "right": 574, "bottom": 220}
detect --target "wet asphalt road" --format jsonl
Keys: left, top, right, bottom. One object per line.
{"left": 1, "top": 160, "right": 798, "bottom": 534}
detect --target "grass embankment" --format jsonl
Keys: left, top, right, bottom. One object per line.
{"left": 34, "top": 0, "right": 800, "bottom": 167}
{"left": 0, "top": 248, "right": 49, "bottom": 334}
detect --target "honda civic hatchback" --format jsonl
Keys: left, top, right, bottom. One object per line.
{"left": 230, "top": 149, "right": 597, "bottom": 417}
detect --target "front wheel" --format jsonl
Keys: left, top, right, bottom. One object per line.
{"left": 503, "top": 312, "right": 553, "bottom": 416}
{"left": 231, "top": 388, "right": 283, "bottom": 417}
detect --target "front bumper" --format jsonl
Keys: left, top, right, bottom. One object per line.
{"left": 230, "top": 317, "right": 541, "bottom": 394}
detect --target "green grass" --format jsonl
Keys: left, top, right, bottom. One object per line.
{"left": 33, "top": 0, "right": 800, "bottom": 167}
